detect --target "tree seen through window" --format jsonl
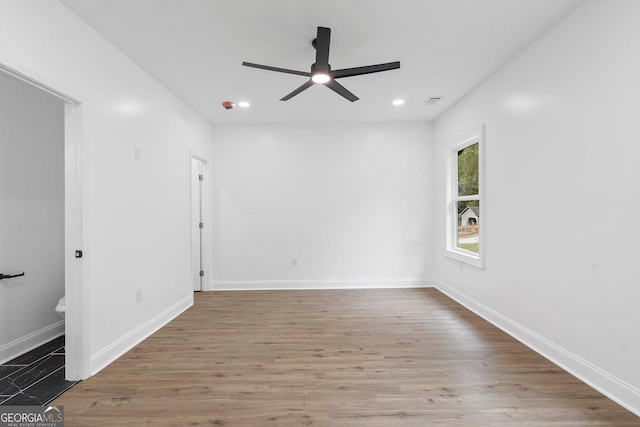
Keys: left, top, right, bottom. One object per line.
{"left": 457, "top": 143, "right": 479, "bottom": 253}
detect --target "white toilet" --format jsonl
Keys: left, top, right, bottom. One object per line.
{"left": 55, "top": 296, "right": 65, "bottom": 319}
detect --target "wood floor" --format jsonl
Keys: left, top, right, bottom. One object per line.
{"left": 53, "top": 288, "right": 639, "bottom": 426}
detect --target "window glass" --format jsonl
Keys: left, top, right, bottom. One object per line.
{"left": 457, "top": 144, "right": 478, "bottom": 197}
{"left": 457, "top": 201, "right": 479, "bottom": 253}
{"left": 456, "top": 142, "right": 479, "bottom": 253}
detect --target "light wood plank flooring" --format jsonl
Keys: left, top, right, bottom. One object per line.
{"left": 53, "top": 289, "right": 639, "bottom": 426}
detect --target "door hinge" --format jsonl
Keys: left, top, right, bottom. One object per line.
{"left": 199, "top": 174, "right": 203, "bottom": 181}
{"left": 199, "top": 222, "right": 204, "bottom": 229}
{"left": 199, "top": 270, "right": 204, "bottom": 277}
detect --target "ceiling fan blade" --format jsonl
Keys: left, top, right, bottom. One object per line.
{"left": 280, "top": 80, "right": 315, "bottom": 101}
{"left": 332, "top": 61, "right": 400, "bottom": 79}
{"left": 325, "top": 80, "right": 359, "bottom": 102}
{"left": 314, "top": 27, "right": 331, "bottom": 71}
{"left": 242, "top": 62, "right": 310, "bottom": 77}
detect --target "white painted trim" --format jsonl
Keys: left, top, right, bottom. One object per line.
{"left": 0, "top": 322, "right": 64, "bottom": 365}
{"left": 64, "top": 101, "right": 88, "bottom": 381}
{"left": 0, "top": 54, "right": 83, "bottom": 104}
{"left": 89, "top": 294, "right": 193, "bottom": 376}
{"left": 443, "top": 249, "right": 482, "bottom": 269}
{"left": 434, "top": 279, "right": 640, "bottom": 418}
{"left": 212, "top": 278, "right": 436, "bottom": 291}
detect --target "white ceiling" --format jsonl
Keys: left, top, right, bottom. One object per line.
{"left": 59, "top": 0, "right": 583, "bottom": 124}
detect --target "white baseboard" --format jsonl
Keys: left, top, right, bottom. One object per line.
{"left": 0, "top": 321, "right": 65, "bottom": 365}
{"left": 211, "top": 277, "right": 436, "bottom": 291}
{"left": 89, "top": 295, "right": 193, "bottom": 376}
{"left": 434, "top": 279, "right": 640, "bottom": 418}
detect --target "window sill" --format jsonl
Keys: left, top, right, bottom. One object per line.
{"left": 445, "top": 249, "right": 483, "bottom": 269}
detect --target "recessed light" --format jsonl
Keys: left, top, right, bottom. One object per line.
{"left": 392, "top": 99, "right": 405, "bottom": 106}
{"left": 238, "top": 101, "right": 251, "bottom": 108}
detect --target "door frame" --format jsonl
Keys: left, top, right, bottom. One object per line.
{"left": 0, "top": 56, "right": 89, "bottom": 380}
{"left": 190, "top": 152, "right": 210, "bottom": 291}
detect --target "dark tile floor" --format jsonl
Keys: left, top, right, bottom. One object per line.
{"left": 0, "top": 336, "right": 78, "bottom": 405}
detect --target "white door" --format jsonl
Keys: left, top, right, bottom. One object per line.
{"left": 191, "top": 157, "right": 204, "bottom": 291}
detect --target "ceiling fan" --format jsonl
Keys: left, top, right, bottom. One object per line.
{"left": 242, "top": 26, "right": 400, "bottom": 102}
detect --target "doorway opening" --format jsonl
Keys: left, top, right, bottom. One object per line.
{"left": 0, "top": 59, "right": 87, "bottom": 381}
{"left": 191, "top": 154, "right": 209, "bottom": 292}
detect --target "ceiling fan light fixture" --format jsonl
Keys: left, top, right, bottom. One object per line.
{"left": 311, "top": 73, "right": 331, "bottom": 84}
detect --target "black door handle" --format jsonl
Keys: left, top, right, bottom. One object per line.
{"left": 0, "top": 273, "right": 25, "bottom": 280}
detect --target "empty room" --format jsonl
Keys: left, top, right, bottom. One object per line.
{"left": 1, "top": 0, "right": 639, "bottom": 425}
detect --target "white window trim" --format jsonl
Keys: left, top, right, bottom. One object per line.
{"left": 445, "top": 125, "right": 484, "bottom": 269}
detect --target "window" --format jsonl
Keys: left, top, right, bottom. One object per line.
{"left": 446, "top": 126, "right": 483, "bottom": 268}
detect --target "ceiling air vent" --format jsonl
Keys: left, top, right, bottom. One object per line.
{"left": 423, "top": 97, "right": 442, "bottom": 106}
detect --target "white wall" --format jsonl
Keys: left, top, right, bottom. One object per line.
{"left": 0, "top": 72, "right": 65, "bottom": 363}
{"left": 0, "top": 1, "right": 214, "bottom": 375}
{"left": 211, "top": 122, "right": 433, "bottom": 289}
{"left": 433, "top": 0, "right": 640, "bottom": 414}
